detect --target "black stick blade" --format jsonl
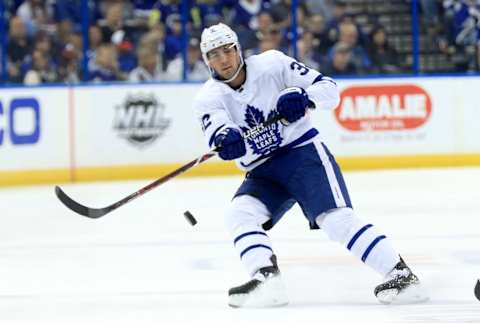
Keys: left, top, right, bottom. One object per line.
{"left": 475, "top": 279, "right": 480, "bottom": 301}
{"left": 55, "top": 186, "right": 110, "bottom": 219}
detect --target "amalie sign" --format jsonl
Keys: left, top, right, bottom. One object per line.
{"left": 335, "top": 84, "right": 432, "bottom": 131}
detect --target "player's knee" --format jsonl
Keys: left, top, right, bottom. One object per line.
{"left": 224, "top": 195, "right": 271, "bottom": 234}
{"left": 317, "top": 207, "right": 359, "bottom": 243}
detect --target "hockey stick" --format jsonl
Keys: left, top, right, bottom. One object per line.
{"left": 55, "top": 113, "right": 283, "bottom": 219}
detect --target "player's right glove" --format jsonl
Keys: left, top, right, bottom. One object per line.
{"left": 214, "top": 127, "right": 246, "bottom": 160}
{"left": 276, "top": 87, "right": 310, "bottom": 124}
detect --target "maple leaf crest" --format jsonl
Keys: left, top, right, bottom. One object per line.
{"left": 244, "top": 105, "right": 265, "bottom": 128}
{"left": 240, "top": 105, "right": 283, "bottom": 157}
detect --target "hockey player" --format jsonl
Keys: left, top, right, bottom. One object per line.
{"left": 193, "top": 23, "right": 428, "bottom": 308}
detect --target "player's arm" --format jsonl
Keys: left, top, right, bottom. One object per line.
{"left": 193, "top": 97, "right": 246, "bottom": 161}
{"left": 271, "top": 50, "right": 340, "bottom": 123}
{"left": 280, "top": 51, "right": 340, "bottom": 110}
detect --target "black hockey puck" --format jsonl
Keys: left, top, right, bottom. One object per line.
{"left": 183, "top": 210, "right": 197, "bottom": 226}
{"left": 475, "top": 279, "right": 480, "bottom": 301}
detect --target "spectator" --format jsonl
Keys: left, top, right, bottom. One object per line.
{"left": 33, "top": 31, "right": 55, "bottom": 58}
{"left": 297, "top": 31, "right": 320, "bottom": 70}
{"left": 191, "top": 0, "right": 225, "bottom": 31}
{"left": 294, "top": 4, "right": 309, "bottom": 34}
{"left": 245, "top": 25, "right": 285, "bottom": 56}
{"left": 165, "top": 38, "right": 209, "bottom": 81}
{"left": 129, "top": 45, "right": 164, "bottom": 82}
{"left": 16, "top": 0, "right": 54, "bottom": 36}
{"left": 100, "top": 2, "right": 128, "bottom": 43}
{"left": 52, "top": 0, "right": 86, "bottom": 27}
{"left": 98, "top": 1, "right": 137, "bottom": 74}
{"left": 443, "top": 0, "right": 480, "bottom": 71}
{"left": 257, "top": 10, "right": 275, "bottom": 35}
{"left": 305, "top": 0, "right": 335, "bottom": 21}
{"left": 116, "top": 40, "right": 137, "bottom": 73}
{"left": 86, "top": 25, "right": 104, "bottom": 73}
{"left": 19, "top": 31, "right": 58, "bottom": 78}
{"left": 154, "top": 0, "right": 183, "bottom": 33}
{"left": 164, "top": 15, "right": 183, "bottom": 62}
{"left": 138, "top": 23, "right": 167, "bottom": 71}
{"left": 324, "top": 0, "right": 348, "bottom": 42}
{"left": 54, "top": 20, "right": 75, "bottom": 50}
{"left": 322, "top": 42, "right": 358, "bottom": 75}
{"left": 88, "top": 44, "right": 124, "bottom": 82}
{"left": 328, "top": 21, "right": 371, "bottom": 73}
{"left": 258, "top": 36, "right": 279, "bottom": 53}
{"left": 8, "top": 16, "right": 31, "bottom": 63}
{"left": 269, "top": 0, "right": 307, "bottom": 30}
{"left": 231, "top": 0, "right": 268, "bottom": 30}
{"left": 366, "top": 25, "right": 403, "bottom": 74}
{"left": 444, "top": 0, "right": 472, "bottom": 43}
{"left": 8, "top": 16, "right": 31, "bottom": 83}
{"left": 57, "top": 34, "right": 82, "bottom": 83}
{"left": 98, "top": 0, "right": 135, "bottom": 22}
{"left": 238, "top": 10, "right": 276, "bottom": 50}
{"left": 419, "top": 0, "right": 442, "bottom": 31}
{"left": 24, "top": 49, "right": 58, "bottom": 84}
{"left": 308, "top": 14, "right": 335, "bottom": 57}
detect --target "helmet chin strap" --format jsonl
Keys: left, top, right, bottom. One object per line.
{"left": 211, "top": 54, "right": 245, "bottom": 84}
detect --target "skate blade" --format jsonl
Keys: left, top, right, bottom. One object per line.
{"left": 377, "top": 283, "right": 429, "bottom": 305}
{"left": 228, "top": 276, "right": 289, "bottom": 308}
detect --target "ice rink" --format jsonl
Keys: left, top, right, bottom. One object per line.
{"left": 1, "top": 167, "right": 479, "bottom": 323}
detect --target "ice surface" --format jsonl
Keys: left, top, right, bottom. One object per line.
{"left": 1, "top": 168, "right": 479, "bottom": 323}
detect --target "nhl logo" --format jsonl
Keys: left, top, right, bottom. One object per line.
{"left": 113, "top": 94, "right": 170, "bottom": 148}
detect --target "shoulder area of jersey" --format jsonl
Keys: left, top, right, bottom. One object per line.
{"left": 249, "top": 49, "right": 288, "bottom": 63}
{"left": 247, "top": 49, "right": 289, "bottom": 71}
{"left": 193, "top": 78, "right": 223, "bottom": 102}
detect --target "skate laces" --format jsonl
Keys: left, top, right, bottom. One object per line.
{"left": 253, "top": 266, "right": 278, "bottom": 282}
{"left": 388, "top": 267, "right": 410, "bottom": 279}
{"left": 383, "top": 257, "right": 413, "bottom": 281}
{"left": 252, "top": 255, "right": 280, "bottom": 282}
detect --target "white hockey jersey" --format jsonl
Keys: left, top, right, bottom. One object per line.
{"left": 193, "top": 50, "right": 340, "bottom": 171}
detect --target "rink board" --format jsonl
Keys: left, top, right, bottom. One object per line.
{"left": 1, "top": 77, "right": 479, "bottom": 186}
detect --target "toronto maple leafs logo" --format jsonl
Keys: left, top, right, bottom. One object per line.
{"left": 240, "top": 105, "right": 283, "bottom": 156}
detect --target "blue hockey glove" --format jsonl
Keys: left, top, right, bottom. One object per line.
{"left": 214, "top": 128, "right": 246, "bottom": 160}
{"left": 276, "top": 87, "right": 310, "bottom": 124}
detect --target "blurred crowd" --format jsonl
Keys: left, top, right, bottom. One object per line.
{"left": 4, "top": 0, "right": 480, "bottom": 85}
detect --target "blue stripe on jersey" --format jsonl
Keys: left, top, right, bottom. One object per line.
{"left": 208, "top": 123, "right": 226, "bottom": 147}
{"left": 240, "top": 244, "right": 273, "bottom": 258}
{"left": 347, "top": 224, "right": 373, "bottom": 250}
{"left": 234, "top": 231, "right": 267, "bottom": 244}
{"left": 312, "top": 74, "right": 336, "bottom": 85}
{"left": 361, "top": 235, "right": 386, "bottom": 262}
{"left": 312, "top": 74, "right": 324, "bottom": 84}
{"left": 240, "top": 128, "right": 318, "bottom": 168}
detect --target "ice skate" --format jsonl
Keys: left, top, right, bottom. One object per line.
{"left": 228, "top": 255, "right": 288, "bottom": 308}
{"left": 374, "top": 257, "right": 428, "bottom": 304}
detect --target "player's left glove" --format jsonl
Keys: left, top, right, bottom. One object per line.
{"left": 276, "top": 87, "right": 311, "bottom": 124}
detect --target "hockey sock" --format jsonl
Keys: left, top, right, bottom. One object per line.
{"left": 225, "top": 195, "right": 275, "bottom": 276}
{"left": 318, "top": 207, "right": 400, "bottom": 276}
